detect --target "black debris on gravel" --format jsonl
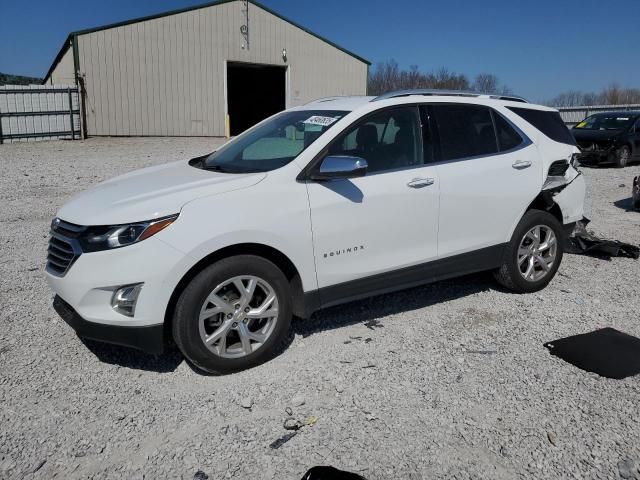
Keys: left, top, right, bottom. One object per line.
{"left": 269, "top": 431, "right": 297, "bottom": 449}
{"left": 567, "top": 217, "right": 639, "bottom": 259}
{"left": 544, "top": 328, "right": 640, "bottom": 379}
{"left": 301, "top": 465, "right": 367, "bottom": 480}
{"left": 193, "top": 470, "right": 209, "bottom": 480}
{"left": 363, "top": 319, "right": 384, "bottom": 330}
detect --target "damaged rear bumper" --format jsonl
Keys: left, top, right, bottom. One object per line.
{"left": 542, "top": 168, "right": 586, "bottom": 225}
{"left": 552, "top": 173, "right": 586, "bottom": 224}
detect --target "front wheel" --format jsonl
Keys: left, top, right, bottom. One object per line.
{"left": 632, "top": 176, "right": 640, "bottom": 210}
{"left": 172, "top": 255, "right": 293, "bottom": 374}
{"left": 494, "top": 209, "right": 564, "bottom": 293}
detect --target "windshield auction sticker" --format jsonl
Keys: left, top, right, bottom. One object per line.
{"left": 303, "top": 116, "right": 339, "bottom": 127}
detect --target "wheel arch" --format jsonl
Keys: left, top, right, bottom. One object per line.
{"left": 526, "top": 191, "right": 563, "bottom": 224}
{"left": 164, "top": 243, "right": 307, "bottom": 340}
{"left": 507, "top": 190, "right": 564, "bottom": 242}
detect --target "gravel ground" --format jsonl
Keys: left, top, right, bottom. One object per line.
{"left": 1, "top": 137, "right": 640, "bottom": 480}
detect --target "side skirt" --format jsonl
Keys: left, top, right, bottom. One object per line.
{"left": 302, "top": 243, "right": 507, "bottom": 317}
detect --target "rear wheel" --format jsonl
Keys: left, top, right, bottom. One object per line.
{"left": 494, "top": 209, "right": 564, "bottom": 293}
{"left": 172, "top": 255, "right": 292, "bottom": 374}
{"left": 615, "top": 145, "right": 631, "bottom": 168}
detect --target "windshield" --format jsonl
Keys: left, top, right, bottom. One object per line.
{"left": 200, "top": 110, "right": 348, "bottom": 173}
{"left": 574, "top": 114, "right": 634, "bottom": 131}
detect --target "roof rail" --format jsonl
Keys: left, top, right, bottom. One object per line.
{"left": 371, "top": 89, "right": 528, "bottom": 103}
{"left": 305, "top": 96, "right": 345, "bottom": 105}
{"left": 489, "top": 94, "right": 528, "bottom": 103}
{"left": 305, "top": 95, "right": 369, "bottom": 105}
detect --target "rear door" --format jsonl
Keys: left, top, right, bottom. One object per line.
{"left": 427, "top": 103, "right": 540, "bottom": 258}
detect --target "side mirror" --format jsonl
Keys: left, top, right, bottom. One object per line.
{"left": 311, "top": 155, "right": 368, "bottom": 181}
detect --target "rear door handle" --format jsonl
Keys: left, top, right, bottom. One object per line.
{"left": 512, "top": 160, "right": 532, "bottom": 169}
{"left": 407, "top": 177, "right": 435, "bottom": 188}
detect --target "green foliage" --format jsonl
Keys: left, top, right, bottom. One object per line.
{"left": 0, "top": 72, "right": 43, "bottom": 86}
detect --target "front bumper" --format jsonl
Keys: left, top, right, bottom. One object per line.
{"left": 53, "top": 295, "right": 166, "bottom": 353}
{"left": 46, "top": 236, "right": 186, "bottom": 328}
{"left": 576, "top": 147, "right": 615, "bottom": 165}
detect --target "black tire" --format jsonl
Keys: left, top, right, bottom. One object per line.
{"left": 633, "top": 176, "right": 640, "bottom": 210}
{"left": 172, "top": 255, "right": 293, "bottom": 374}
{"left": 493, "top": 209, "right": 564, "bottom": 293}
{"left": 615, "top": 145, "right": 631, "bottom": 168}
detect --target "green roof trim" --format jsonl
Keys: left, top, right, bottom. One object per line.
{"left": 43, "top": 0, "right": 370, "bottom": 83}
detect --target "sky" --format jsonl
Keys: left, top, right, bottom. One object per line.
{"left": 1, "top": 0, "right": 638, "bottom": 102}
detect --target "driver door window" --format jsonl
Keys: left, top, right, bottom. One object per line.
{"left": 328, "top": 107, "right": 423, "bottom": 174}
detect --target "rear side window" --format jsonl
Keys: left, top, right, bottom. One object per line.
{"left": 507, "top": 107, "right": 575, "bottom": 146}
{"left": 431, "top": 104, "right": 498, "bottom": 161}
{"left": 494, "top": 112, "right": 523, "bottom": 151}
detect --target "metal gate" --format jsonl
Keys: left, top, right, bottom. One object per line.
{"left": 558, "top": 104, "right": 640, "bottom": 126}
{"left": 0, "top": 85, "right": 82, "bottom": 144}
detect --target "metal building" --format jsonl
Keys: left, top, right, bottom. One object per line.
{"left": 43, "top": 0, "right": 369, "bottom": 137}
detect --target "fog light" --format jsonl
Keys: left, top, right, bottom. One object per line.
{"left": 111, "top": 283, "right": 143, "bottom": 317}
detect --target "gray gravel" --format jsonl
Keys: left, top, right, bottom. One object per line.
{"left": 1, "top": 137, "right": 640, "bottom": 480}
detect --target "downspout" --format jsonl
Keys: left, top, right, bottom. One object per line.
{"left": 72, "top": 34, "right": 88, "bottom": 139}
{"left": 365, "top": 63, "right": 369, "bottom": 96}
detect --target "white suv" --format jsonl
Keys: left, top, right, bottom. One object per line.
{"left": 46, "top": 90, "right": 585, "bottom": 374}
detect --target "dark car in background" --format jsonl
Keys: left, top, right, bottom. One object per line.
{"left": 572, "top": 112, "right": 640, "bottom": 167}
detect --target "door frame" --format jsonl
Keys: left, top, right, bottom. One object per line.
{"left": 223, "top": 59, "right": 289, "bottom": 137}
{"left": 296, "top": 104, "right": 429, "bottom": 181}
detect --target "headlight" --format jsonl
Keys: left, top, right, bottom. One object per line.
{"left": 79, "top": 214, "right": 178, "bottom": 252}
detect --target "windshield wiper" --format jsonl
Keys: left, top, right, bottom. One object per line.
{"left": 204, "top": 164, "right": 233, "bottom": 173}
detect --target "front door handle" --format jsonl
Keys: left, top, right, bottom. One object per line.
{"left": 407, "top": 177, "right": 435, "bottom": 188}
{"left": 512, "top": 160, "right": 532, "bottom": 169}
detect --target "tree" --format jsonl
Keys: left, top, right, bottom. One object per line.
{"left": 0, "top": 72, "right": 42, "bottom": 86}
{"left": 546, "top": 85, "right": 640, "bottom": 107}
{"left": 368, "top": 61, "right": 510, "bottom": 96}
{"left": 473, "top": 73, "right": 498, "bottom": 94}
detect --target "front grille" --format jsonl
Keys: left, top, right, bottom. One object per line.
{"left": 577, "top": 141, "right": 611, "bottom": 152}
{"left": 46, "top": 219, "right": 85, "bottom": 276}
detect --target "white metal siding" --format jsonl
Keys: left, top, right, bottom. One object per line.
{"left": 75, "top": 1, "right": 368, "bottom": 136}
{"left": 47, "top": 46, "right": 76, "bottom": 85}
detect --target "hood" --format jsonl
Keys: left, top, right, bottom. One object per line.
{"left": 57, "top": 160, "right": 266, "bottom": 225}
{"left": 571, "top": 128, "right": 621, "bottom": 142}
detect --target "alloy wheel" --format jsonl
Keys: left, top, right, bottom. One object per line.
{"left": 198, "top": 275, "right": 279, "bottom": 358}
{"left": 517, "top": 225, "right": 558, "bottom": 282}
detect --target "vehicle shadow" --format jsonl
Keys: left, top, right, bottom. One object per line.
{"left": 294, "top": 272, "right": 501, "bottom": 338}
{"left": 82, "top": 338, "right": 183, "bottom": 373}
{"left": 81, "top": 272, "right": 500, "bottom": 374}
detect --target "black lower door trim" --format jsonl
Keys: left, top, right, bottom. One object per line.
{"left": 305, "top": 243, "right": 506, "bottom": 314}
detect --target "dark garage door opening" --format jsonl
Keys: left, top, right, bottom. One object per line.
{"left": 227, "top": 62, "right": 286, "bottom": 136}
